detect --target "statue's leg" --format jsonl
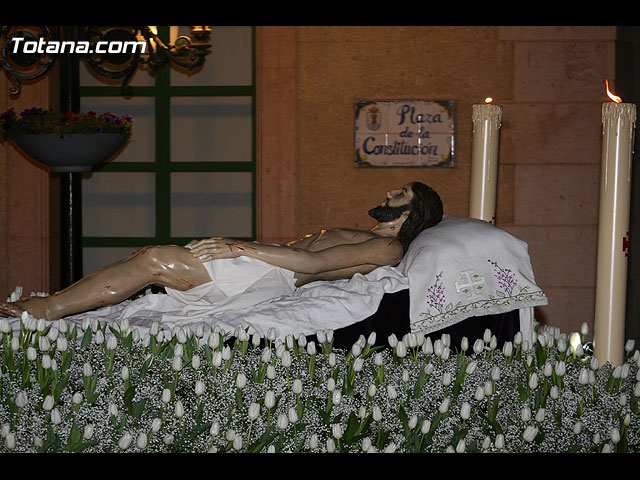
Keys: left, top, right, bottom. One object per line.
{"left": 0, "top": 245, "right": 212, "bottom": 320}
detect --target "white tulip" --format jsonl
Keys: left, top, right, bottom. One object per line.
{"left": 195, "top": 380, "right": 205, "bottom": 397}
{"left": 460, "top": 336, "right": 469, "bottom": 352}
{"left": 162, "top": 389, "right": 171, "bottom": 404}
{"left": 332, "top": 423, "right": 343, "bottom": 440}
{"left": 521, "top": 406, "right": 531, "bottom": 422}
{"left": 384, "top": 442, "right": 397, "bottom": 453}
{"left": 473, "top": 339, "right": 484, "bottom": 355}
{"left": 292, "top": 378, "right": 303, "bottom": 395}
{"left": 136, "top": 432, "right": 148, "bottom": 449}
{"left": 326, "top": 377, "right": 336, "bottom": 392}
{"left": 175, "top": 400, "right": 184, "bottom": 419}
{"left": 309, "top": 433, "right": 319, "bottom": 450}
{"left": 495, "top": 434, "right": 505, "bottom": 450}
{"left": 396, "top": 341, "right": 407, "bottom": 358}
{"left": 368, "top": 384, "right": 377, "bottom": 399}
{"left": 172, "top": 355, "right": 182, "bottom": 373}
{"left": 235, "top": 372, "right": 247, "bottom": 390}
{"left": 625, "top": 339, "right": 635, "bottom": 353}
{"left": 163, "top": 434, "right": 174, "bottom": 445}
{"left": 523, "top": 425, "right": 538, "bottom": 443}
{"left": 438, "top": 397, "right": 450, "bottom": 414}
{"left": 466, "top": 360, "right": 477, "bottom": 375}
{"left": 332, "top": 390, "right": 342, "bottom": 406}
{"left": 535, "top": 408, "right": 545, "bottom": 423}
{"left": 297, "top": 333, "right": 307, "bottom": 348}
{"left": 422, "top": 336, "right": 433, "bottom": 355}
{"left": 106, "top": 335, "right": 118, "bottom": 351}
{"left": 491, "top": 366, "right": 501, "bottom": 382}
{"left": 367, "top": 331, "right": 377, "bottom": 346}
{"left": 421, "top": 419, "right": 431, "bottom": 435}
{"left": 386, "top": 384, "right": 398, "bottom": 400}
{"left": 56, "top": 336, "right": 68, "bottom": 352}
{"left": 43, "top": 395, "right": 54, "bottom": 411}
{"left": 408, "top": 415, "right": 418, "bottom": 430}
{"left": 474, "top": 386, "right": 485, "bottom": 402}
{"left": 543, "top": 362, "right": 553, "bottom": 378}
{"left": 528, "top": 372, "right": 539, "bottom": 390}
{"left": 374, "top": 352, "right": 384, "bottom": 367}
{"left": 212, "top": 350, "right": 222, "bottom": 368}
{"left": 555, "top": 361, "right": 566, "bottom": 377}
{"left": 121, "top": 366, "right": 130, "bottom": 382}
{"left": 455, "top": 439, "right": 466, "bottom": 453}
{"left": 248, "top": 402, "right": 261, "bottom": 421}
{"left": 5, "top": 432, "right": 15, "bottom": 450}
{"left": 611, "top": 427, "right": 620, "bottom": 444}
{"left": 151, "top": 418, "right": 162, "bottom": 433}
{"left": 502, "top": 341, "right": 513, "bottom": 358}
{"left": 372, "top": 405, "right": 382, "bottom": 422}
{"left": 118, "top": 432, "right": 132, "bottom": 450}
{"left": 264, "top": 390, "right": 275, "bottom": 410}
{"left": 15, "top": 391, "right": 27, "bottom": 409}
{"left": 442, "top": 372, "right": 452, "bottom": 387}
{"left": 484, "top": 380, "right": 493, "bottom": 397}
{"left": 41, "top": 354, "right": 51, "bottom": 370}
{"left": 460, "top": 402, "right": 471, "bottom": 420}
{"left": 82, "top": 362, "right": 93, "bottom": 377}
{"left": 50, "top": 408, "right": 62, "bottom": 425}
{"left": 579, "top": 368, "right": 589, "bottom": 386}
{"left": 277, "top": 413, "right": 289, "bottom": 431}
{"left": 233, "top": 435, "right": 243, "bottom": 451}
{"left": 109, "top": 403, "right": 118, "bottom": 417}
{"left": 210, "top": 420, "right": 220, "bottom": 437}
{"left": 83, "top": 424, "right": 94, "bottom": 440}
{"left": 573, "top": 421, "right": 583, "bottom": 435}
{"left": 26, "top": 346, "right": 37, "bottom": 362}
{"left": 306, "top": 341, "right": 316, "bottom": 356}
{"left": 326, "top": 438, "right": 336, "bottom": 453}
{"left": 281, "top": 351, "right": 292, "bottom": 368}
{"left": 550, "top": 385, "right": 560, "bottom": 400}
{"left": 361, "top": 437, "right": 372, "bottom": 452}
{"left": 191, "top": 355, "right": 201, "bottom": 370}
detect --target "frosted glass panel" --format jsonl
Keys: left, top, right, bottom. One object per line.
{"left": 80, "top": 97, "right": 155, "bottom": 162}
{"left": 170, "top": 26, "right": 252, "bottom": 86}
{"left": 171, "top": 172, "right": 252, "bottom": 238}
{"left": 82, "top": 172, "right": 155, "bottom": 237}
{"left": 83, "top": 247, "right": 139, "bottom": 277}
{"left": 170, "top": 96, "right": 252, "bottom": 162}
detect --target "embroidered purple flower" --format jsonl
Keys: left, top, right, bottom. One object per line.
{"left": 488, "top": 259, "right": 518, "bottom": 296}
{"left": 426, "top": 271, "right": 446, "bottom": 313}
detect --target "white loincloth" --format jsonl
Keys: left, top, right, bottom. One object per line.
{"left": 164, "top": 255, "right": 297, "bottom": 313}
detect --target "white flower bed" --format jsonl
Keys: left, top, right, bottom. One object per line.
{"left": 1, "top": 314, "right": 638, "bottom": 453}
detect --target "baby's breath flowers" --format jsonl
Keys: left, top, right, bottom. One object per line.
{"left": 1, "top": 308, "right": 639, "bottom": 453}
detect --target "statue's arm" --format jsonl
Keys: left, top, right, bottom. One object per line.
{"left": 187, "top": 237, "right": 403, "bottom": 274}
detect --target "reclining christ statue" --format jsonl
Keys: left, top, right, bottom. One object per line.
{"left": 0, "top": 182, "right": 443, "bottom": 322}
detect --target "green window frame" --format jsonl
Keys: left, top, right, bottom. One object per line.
{"left": 79, "top": 26, "right": 256, "bottom": 270}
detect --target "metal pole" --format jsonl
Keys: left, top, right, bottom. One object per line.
{"left": 58, "top": 26, "right": 83, "bottom": 287}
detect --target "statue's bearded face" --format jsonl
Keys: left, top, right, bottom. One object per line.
{"left": 368, "top": 184, "right": 414, "bottom": 222}
{"left": 368, "top": 202, "right": 410, "bottom": 222}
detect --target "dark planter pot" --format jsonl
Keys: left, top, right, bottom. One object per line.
{"left": 10, "top": 133, "right": 130, "bottom": 172}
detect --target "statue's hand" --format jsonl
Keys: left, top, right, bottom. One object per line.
{"left": 188, "top": 237, "right": 246, "bottom": 261}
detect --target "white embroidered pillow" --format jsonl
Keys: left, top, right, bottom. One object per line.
{"left": 396, "top": 215, "right": 548, "bottom": 334}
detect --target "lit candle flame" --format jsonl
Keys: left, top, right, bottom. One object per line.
{"left": 484, "top": 97, "right": 493, "bottom": 104}
{"left": 605, "top": 79, "right": 622, "bottom": 103}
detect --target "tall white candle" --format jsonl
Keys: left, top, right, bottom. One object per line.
{"left": 594, "top": 100, "right": 636, "bottom": 366}
{"left": 470, "top": 102, "right": 503, "bottom": 224}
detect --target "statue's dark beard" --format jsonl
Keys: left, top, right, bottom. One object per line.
{"left": 368, "top": 203, "right": 409, "bottom": 223}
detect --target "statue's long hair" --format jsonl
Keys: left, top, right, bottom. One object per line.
{"left": 397, "top": 182, "right": 443, "bottom": 253}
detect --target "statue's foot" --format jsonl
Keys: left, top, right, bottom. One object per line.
{"left": 0, "top": 300, "right": 26, "bottom": 318}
